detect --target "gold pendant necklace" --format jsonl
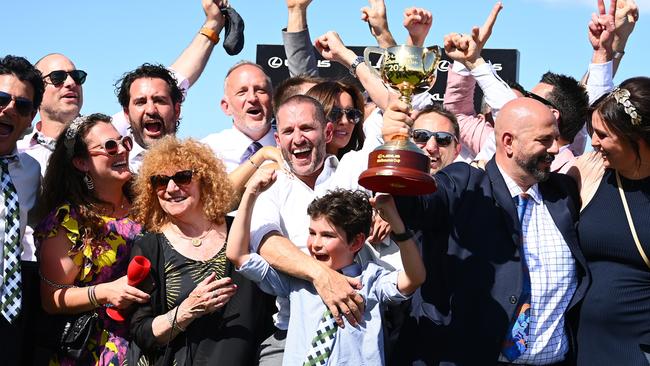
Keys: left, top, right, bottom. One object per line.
{"left": 171, "top": 223, "right": 214, "bottom": 247}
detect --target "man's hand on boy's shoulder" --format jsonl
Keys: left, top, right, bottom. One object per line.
{"left": 311, "top": 264, "right": 365, "bottom": 328}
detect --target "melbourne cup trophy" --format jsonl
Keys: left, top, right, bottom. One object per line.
{"left": 358, "top": 45, "right": 441, "bottom": 195}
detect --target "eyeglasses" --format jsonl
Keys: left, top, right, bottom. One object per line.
{"left": 42, "top": 70, "right": 88, "bottom": 86}
{"left": 88, "top": 136, "right": 133, "bottom": 157}
{"left": 150, "top": 170, "right": 194, "bottom": 190}
{"left": 328, "top": 107, "right": 363, "bottom": 124}
{"left": 412, "top": 129, "right": 458, "bottom": 147}
{"left": 0, "top": 91, "right": 34, "bottom": 117}
{"left": 524, "top": 91, "right": 559, "bottom": 110}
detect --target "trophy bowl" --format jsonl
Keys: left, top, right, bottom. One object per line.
{"left": 358, "top": 45, "right": 441, "bottom": 195}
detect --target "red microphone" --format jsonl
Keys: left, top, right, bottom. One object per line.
{"left": 106, "top": 255, "right": 152, "bottom": 322}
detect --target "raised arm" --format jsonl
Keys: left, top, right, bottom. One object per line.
{"left": 403, "top": 7, "right": 433, "bottom": 47}
{"left": 372, "top": 194, "right": 425, "bottom": 295}
{"left": 228, "top": 146, "right": 284, "bottom": 201}
{"left": 361, "top": 0, "right": 397, "bottom": 48}
{"left": 283, "top": 0, "right": 319, "bottom": 77}
{"left": 169, "top": 0, "right": 227, "bottom": 86}
{"left": 612, "top": 0, "right": 638, "bottom": 74}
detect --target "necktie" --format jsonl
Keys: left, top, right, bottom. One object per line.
{"left": 502, "top": 193, "right": 531, "bottom": 361}
{"left": 240, "top": 141, "right": 263, "bottom": 164}
{"left": 303, "top": 308, "right": 338, "bottom": 365}
{"left": 0, "top": 157, "right": 22, "bottom": 323}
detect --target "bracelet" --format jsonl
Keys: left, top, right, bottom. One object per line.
{"left": 390, "top": 229, "right": 414, "bottom": 243}
{"left": 199, "top": 27, "right": 220, "bottom": 44}
{"left": 613, "top": 51, "right": 625, "bottom": 60}
{"left": 39, "top": 269, "right": 77, "bottom": 289}
{"left": 248, "top": 158, "right": 260, "bottom": 170}
{"left": 88, "top": 285, "right": 100, "bottom": 308}
{"left": 166, "top": 307, "right": 186, "bottom": 333}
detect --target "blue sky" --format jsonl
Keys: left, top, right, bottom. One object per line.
{"left": 4, "top": 0, "right": 648, "bottom": 140}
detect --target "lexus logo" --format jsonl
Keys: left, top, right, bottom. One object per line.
{"left": 268, "top": 57, "right": 284, "bottom": 69}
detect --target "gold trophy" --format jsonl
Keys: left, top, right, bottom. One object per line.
{"left": 358, "top": 45, "right": 442, "bottom": 195}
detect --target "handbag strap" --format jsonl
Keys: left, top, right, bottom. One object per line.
{"left": 616, "top": 171, "right": 650, "bottom": 270}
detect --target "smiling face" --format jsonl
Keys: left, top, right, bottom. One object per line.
{"left": 75, "top": 122, "right": 131, "bottom": 185}
{"left": 413, "top": 111, "right": 460, "bottom": 174}
{"left": 307, "top": 216, "right": 362, "bottom": 271}
{"left": 155, "top": 167, "right": 202, "bottom": 220}
{"left": 221, "top": 64, "right": 273, "bottom": 141}
{"left": 590, "top": 110, "right": 637, "bottom": 171}
{"left": 275, "top": 100, "right": 332, "bottom": 185}
{"left": 125, "top": 77, "right": 180, "bottom": 149}
{"left": 512, "top": 109, "right": 559, "bottom": 183}
{"left": 327, "top": 91, "right": 357, "bottom": 154}
{"left": 0, "top": 74, "right": 36, "bottom": 155}
{"left": 37, "top": 54, "right": 83, "bottom": 123}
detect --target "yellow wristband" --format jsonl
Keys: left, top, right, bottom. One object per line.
{"left": 199, "top": 27, "right": 219, "bottom": 44}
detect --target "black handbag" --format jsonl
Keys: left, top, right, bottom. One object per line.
{"left": 59, "top": 311, "right": 99, "bottom": 359}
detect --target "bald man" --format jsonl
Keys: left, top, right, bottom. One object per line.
{"left": 382, "top": 97, "right": 589, "bottom": 365}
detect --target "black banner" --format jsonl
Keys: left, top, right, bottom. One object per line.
{"left": 257, "top": 44, "right": 519, "bottom": 108}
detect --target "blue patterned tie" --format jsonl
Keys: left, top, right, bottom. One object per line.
{"left": 303, "top": 308, "right": 338, "bottom": 365}
{"left": 0, "top": 157, "right": 21, "bottom": 323}
{"left": 240, "top": 141, "right": 263, "bottom": 164}
{"left": 502, "top": 193, "right": 531, "bottom": 361}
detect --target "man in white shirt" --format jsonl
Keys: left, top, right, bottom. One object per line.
{"left": 249, "top": 95, "right": 366, "bottom": 365}
{"left": 202, "top": 61, "right": 275, "bottom": 173}
{"left": 0, "top": 55, "right": 43, "bottom": 365}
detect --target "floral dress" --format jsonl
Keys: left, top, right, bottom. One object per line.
{"left": 36, "top": 204, "right": 142, "bottom": 366}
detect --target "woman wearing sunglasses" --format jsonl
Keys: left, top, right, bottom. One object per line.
{"left": 126, "top": 137, "right": 274, "bottom": 365}
{"left": 36, "top": 113, "right": 148, "bottom": 365}
{"left": 306, "top": 80, "right": 365, "bottom": 160}
{"left": 569, "top": 77, "right": 650, "bottom": 365}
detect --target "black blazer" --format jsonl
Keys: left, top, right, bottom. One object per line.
{"left": 393, "top": 159, "right": 589, "bottom": 365}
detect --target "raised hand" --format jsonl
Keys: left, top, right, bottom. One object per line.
{"left": 286, "top": 0, "right": 313, "bottom": 9}
{"left": 370, "top": 194, "right": 405, "bottom": 234}
{"left": 245, "top": 168, "right": 277, "bottom": 197}
{"left": 613, "top": 0, "right": 639, "bottom": 51}
{"left": 315, "top": 31, "right": 357, "bottom": 67}
{"left": 403, "top": 7, "right": 433, "bottom": 47}
{"left": 361, "top": 0, "right": 397, "bottom": 47}
{"left": 382, "top": 97, "right": 414, "bottom": 142}
{"left": 443, "top": 2, "right": 503, "bottom": 69}
{"left": 588, "top": 0, "right": 617, "bottom": 52}
{"left": 367, "top": 211, "right": 391, "bottom": 244}
{"left": 202, "top": 0, "right": 227, "bottom": 32}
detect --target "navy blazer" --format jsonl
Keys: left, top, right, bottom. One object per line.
{"left": 392, "top": 158, "right": 589, "bottom": 365}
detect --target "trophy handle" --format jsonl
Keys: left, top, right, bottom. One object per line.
{"left": 363, "top": 46, "right": 384, "bottom": 79}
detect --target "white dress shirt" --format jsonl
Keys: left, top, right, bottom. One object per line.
{"left": 202, "top": 126, "right": 276, "bottom": 173}
{"left": 16, "top": 121, "right": 56, "bottom": 177}
{"left": 498, "top": 165, "right": 577, "bottom": 365}
{"left": 0, "top": 151, "right": 41, "bottom": 283}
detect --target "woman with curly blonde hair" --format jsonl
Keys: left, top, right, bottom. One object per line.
{"left": 127, "top": 136, "right": 275, "bottom": 366}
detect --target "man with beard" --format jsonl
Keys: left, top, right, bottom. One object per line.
{"left": 383, "top": 97, "right": 589, "bottom": 365}
{"left": 202, "top": 61, "right": 275, "bottom": 173}
{"left": 248, "top": 95, "right": 366, "bottom": 365}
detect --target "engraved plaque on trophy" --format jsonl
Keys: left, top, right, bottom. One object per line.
{"left": 358, "top": 45, "right": 441, "bottom": 195}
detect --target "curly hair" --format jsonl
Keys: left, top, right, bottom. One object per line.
{"left": 0, "top": 55, "right": 45, "bottom": 110}
{"left": 132, "top": 136, "right": 235, "bottom": 232}
{"left": 589, "top": 76, "right": 650, "bottom": 165}
{"left": 307, "top": 189, "right": 372, "bottom": 244}
{"left": 39, "top": 113, "right": 130, "bottom": 241}
{"left": 306, "top": 81, "right": 366, "bottom": 159}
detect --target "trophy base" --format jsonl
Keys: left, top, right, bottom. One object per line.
{"left": 358, "top": 140, "right": 437, "bottom": 195}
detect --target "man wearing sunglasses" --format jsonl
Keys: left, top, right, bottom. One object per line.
{"left": 0, "top": 55, "right": 44, "bottom": 365}
{"left": 17, "top": 0, "right": 231, "bottom": 175}
{"left": 411, "top": 104, "right": 462, "bottom": 174}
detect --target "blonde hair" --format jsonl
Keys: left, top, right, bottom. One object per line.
{"left": 132, "top": 137, "right": 235, "bottom": 232}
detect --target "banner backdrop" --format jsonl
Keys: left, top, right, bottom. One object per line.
{"left": 256, "top": 45, "right": 519, "bottom": 110}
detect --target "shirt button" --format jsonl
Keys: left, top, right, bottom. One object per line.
{"left": 509, "top": 295, "right": 518, "bottom": 304}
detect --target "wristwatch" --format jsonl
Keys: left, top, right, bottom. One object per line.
{"left": 390, "top": 229, "right": 414, "bottom": 242}
{"left": 349, "top": 56, "right": 365, "bottom": 77}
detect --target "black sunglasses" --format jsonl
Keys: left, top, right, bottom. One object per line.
{"left": 150, "top": 170, "right": 194, "bottom": 190}
{"left": 412, "top": 129, "right": 458, "bottom": 147}
{"left": 42, "top": 70, "right": 88, "bottom": 86}
{"left": 524, "top": 91, "right": 559, "bottom": 110}
{"left": 328, "top": 107, "right": 363, "bottom": 125}
{"left": 0, "top": 91, "right": 34, "bottom": 117}
{"left": 88, "top": 136, "right": 133, "bottom": 157}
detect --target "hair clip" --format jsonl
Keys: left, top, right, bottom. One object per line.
{"left": 64, "top": 115, "right": 87, "bottom": 157}
{"left": 612, "top": 88, "right": 642, "bottom": 126}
